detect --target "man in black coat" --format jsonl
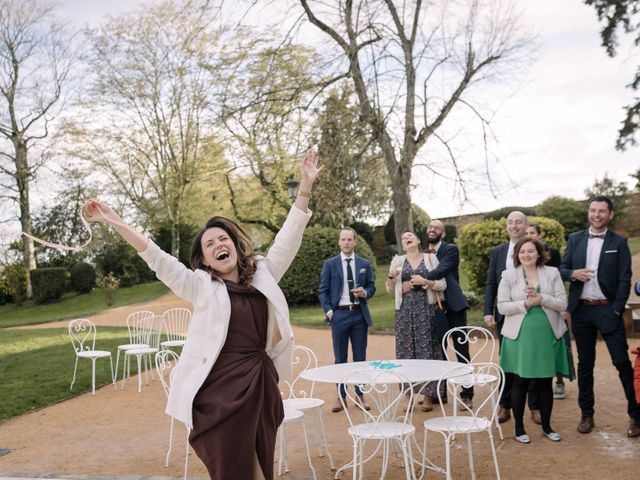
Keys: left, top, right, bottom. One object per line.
{"left": 559, "top": 196, "right": 639, "bottom": 438}
{"left": 424, "top": 220, "right": 473, "bottom": 408}
{"left": 483, "top": 210, "right": 528, "bottom": 423}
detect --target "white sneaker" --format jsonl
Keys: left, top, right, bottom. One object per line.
{"left": 553, "top": 382, "right": 566, "bottom": 399}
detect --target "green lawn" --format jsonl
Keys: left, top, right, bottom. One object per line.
{"left": 0, "top": 327, "right": 131, "bottom": 420}
{"left": 0, "top": 281, "right": 168, "bottom": 328}
{"left": 629, "top": 236, "right": 640, "bottom": 256}
{"left": 289, "top": 265, "right": 484, "bottom": 332}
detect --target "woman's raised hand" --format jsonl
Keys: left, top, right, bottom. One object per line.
{"left": 299, "top": 148, "right": 323, "bottom": 188}
{"left": 83, "top": 200, "right": 122, "bottom": 225}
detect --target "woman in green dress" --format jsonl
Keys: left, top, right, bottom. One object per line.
{"left": 497, "top": 238, "right": 569, "bottom": 444}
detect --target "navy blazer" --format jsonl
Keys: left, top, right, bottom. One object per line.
{"left": 425, "top": 242, "right": 469, "bottom": 312}
{"left": 559, "top": 229, "right": 631, "bottom": 313}
{"left": 318, "top": 254, "right": 375, "bottom": 326}
{"left": 483, "top": 242, "right": 510, "bottom": 319}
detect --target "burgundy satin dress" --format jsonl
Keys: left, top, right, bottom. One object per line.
{"left": 189, "top": 280, "right": 284, "bottom": 480}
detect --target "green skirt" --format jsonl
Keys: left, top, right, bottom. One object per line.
{"left": 500, "top": 306, "right": 570, "bottom": 378}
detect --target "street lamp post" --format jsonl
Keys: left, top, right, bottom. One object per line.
{"left": 286, "top": 175, "right": 300, "bottom": 200}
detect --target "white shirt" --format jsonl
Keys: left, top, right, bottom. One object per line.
{"left": 339, "top": 252, "right": 359, "bottom": 306}
{"left": 580, "top": 228, "right": 607, "bottom": 300}
{"left": 505, "top": 241, "right": 516, "bottom": 271}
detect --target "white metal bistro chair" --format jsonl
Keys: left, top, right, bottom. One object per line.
{"left": 277, "top": 408, "right": 316, "bottom": 479}
{"left": 420, "top": 363, "right": 504, "bottom": 480}
{"left": 161, "top": 307, "right": 191, "bottom": 350}
{"left": 68, "top": 318, "right": 115, "bottom": 396}
{"left": 441, "top": 326, "right": 503, "bottom": 440}
{"left": 114, "top": 310, "right": 155, "bottom": 386}
{"left": 340, "top": 369, "right": 417, "bottom": 480}
{"left": 280, "top": 344, "right": 335, "bottom": 472}
{"left": 155, "top": 349, "right": 190, "bottom": 480}
{"left": 123, "top": 315, "right": 163, "bottom": 392}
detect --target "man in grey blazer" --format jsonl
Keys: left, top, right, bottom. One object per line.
{"left": 559, "top": 196, "right": 640, "bottom": 438}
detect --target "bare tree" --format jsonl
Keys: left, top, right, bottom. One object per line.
{"left": 68, "top": 0, "right": 226, "bottom": 256}
{"left": 297, "top": 0, "right": 534, "bottom": 244}
{"left": 0, "top": 0, "right": 78, "bottom": 296}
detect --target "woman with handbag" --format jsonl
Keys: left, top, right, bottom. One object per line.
{"left": 386, "top": 231, "right": 447, "bottom": 411}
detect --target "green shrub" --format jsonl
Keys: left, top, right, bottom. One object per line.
{"left": 278, "top": 226, "right": 377, "bottom": 305}
{"left": 484, "top": 206, "right": 537, "bottom": 220}
{"left": 97, "top": 272, "right": 120, "bottom": 306}
{"left": 0, "top": 263, "right": 27, "bottom": 305}
{"left": 444, "top": 224, "right": 458, "bottom": 243}
{"left": 384, "top": 204, "right": 431, "bottom": 246}
{"left": 69, "top": 262, "right": 96, "bottom": 294}
{"left": 93, "top": 238, "right": 155, "bottom": 287}
{"left": 536, "top": 196, "right": 588, "bottom": 237}
{"left": 458, "top": 216, "right": 565, "bottom": 294}
{"left": 350, "top": 221, "right": 374, "bottom": 245}
{"left": 31, "top": 267, "right": 67, "bottom": 304}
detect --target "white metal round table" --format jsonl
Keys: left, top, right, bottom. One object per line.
{"left": 300, "top": 358, "right": 467, "bottom": 385}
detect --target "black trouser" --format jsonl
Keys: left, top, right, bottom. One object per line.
{"left": 442, "top": 306, "right": 473, "bottom": 400}
{"left": 571, "top": 304, "right": 640, "bottom": 421}
{"left": 496, "top": 316, "right": 514, "bottom": 409}
{"left": 512, "top": 375, "right": 554, "bottom": 435}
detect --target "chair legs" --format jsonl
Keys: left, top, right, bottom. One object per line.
{"left": 278, "top": 418, "right": 316, "bottom": 479}
{"left": 70, "top": 357, "right": 79, "bottom": 391}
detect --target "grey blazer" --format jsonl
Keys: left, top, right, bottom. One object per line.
{"left": 497, "top": 265, "right": 567, "bottom": 340}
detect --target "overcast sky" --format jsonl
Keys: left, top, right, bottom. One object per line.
{"left": 45, "top": 0, "right": 640, "bottom": 219}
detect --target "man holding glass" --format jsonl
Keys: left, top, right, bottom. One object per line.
{"left": 319, "top": 227, "right": 376, "bottom": 412}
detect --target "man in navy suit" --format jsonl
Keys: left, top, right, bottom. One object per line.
{"left": 483, "top": 210, "right": 528, "bottom": 423}
{"left": 424, "top": 220, "right": 473, "bottom": 408}
{"left": 559, "top": 196, "right": 640, "bottom": 438}
{"left": 319, "top": 227, "right": 376, "bottom": 412}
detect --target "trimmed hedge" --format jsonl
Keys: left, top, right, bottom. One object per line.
{"left": 31, "top": 267, "right": 67, "bottom": 304}
{"left": 70, "top": 262, "right": 97, "bottom": 294}
{"left": 278, "top": 226, "right": 377, "bottom": 305}
{"left": 458, "top": 216, "right": 565, "bottom": 294}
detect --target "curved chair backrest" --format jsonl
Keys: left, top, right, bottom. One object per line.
{"left": 155, "top": 349, "right": 181, "bottom": 398}
{"left": 282, "top": 344, "right": 319, "bottom": 400}
{"left": 68, "top": 318, "right": 97, "bottom": 353}
{"left": 126, "top": 310, "right": 155, "bottom": 344}
{"left": 437, "top": 362, "right": 504, "bottom": 425}
{"left": 441, "top": 326, "right": 496, "bottom": 364}
{"left": 162, "top": 308, "right": 191, "bottom": 342}
{"left": 340, "top": 369, "right": 414, "bottom": 428}
{"left": 149, "top": 316, "right": 165, "bottom": 349}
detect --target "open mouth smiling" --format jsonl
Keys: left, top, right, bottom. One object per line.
{"left": 216, "top": 251, "right": 230, "bottom": 261}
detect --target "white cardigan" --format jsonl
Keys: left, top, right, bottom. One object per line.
{"left": 386, "top": 253, "right": 446, "bottom": 310}
{"left": 497, "top": 265, "right": 568, "bottom": 340}
{"left": 138, "top": 205, "right": 312, "bottom": 428}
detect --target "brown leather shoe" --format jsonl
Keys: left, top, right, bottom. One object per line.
{"left": 530, "top": 409, "right": 542, "bottom": 425}
{"left": 628, "top": 419, "right": 640, "bottom": 438}
{"left": 356, "top": 395, "right": 370, "bottom": 411}
{"left": 421, "top": 395, "right": 433, "bottom": 412}
{"left": 459, "top": 398, "right": 473, "bottom": 412}
{"left": 331, "top": 397, "right": 345, "bottom": 413}
{"left": 577, "top": 416, "right": 594, "bottom": 434}
{"left": 497, "top": 407, "right": 511, "bottom": 424}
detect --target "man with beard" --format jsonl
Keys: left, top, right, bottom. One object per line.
{"left": 424, "top": 220, "right": 473, "bottom": 408}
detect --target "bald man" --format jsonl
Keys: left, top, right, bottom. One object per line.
{"left": 484, "top": 210, "right": 527, "bottom": 423}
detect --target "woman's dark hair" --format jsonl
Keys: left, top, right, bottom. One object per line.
{"left": 190, "top": 216, "right": 258, "bottom": 285}
{"left": 527, "top": 223, "right": 541, "bottom": 235}
{"left": 513, "top": 238, "right": 546, "bottom": 268}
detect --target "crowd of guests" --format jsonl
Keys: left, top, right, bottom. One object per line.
{"left": 319, "top": 195, "right": 640, "bottom": 443}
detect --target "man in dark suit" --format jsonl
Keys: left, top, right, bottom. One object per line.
{"left": 319, "top": 227, "right": 376, "bottom": 412}
{"left": 424, "top": 220, "right": 473, "bottom": 408}
{"left": 483, "top": 210, "right": 527, "bottom": 423}
{"left": 559, "top": 196, "right": 639, "bottom": 438}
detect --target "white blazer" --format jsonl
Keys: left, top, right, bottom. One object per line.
{"left": 497, "top": 265, "right": 568, "bottom": 340}
{"left": 385, "top": 253, "right": 446, "bottom": 310}
{"left": 138, "top": 205, "right": 312, "bottom": 428}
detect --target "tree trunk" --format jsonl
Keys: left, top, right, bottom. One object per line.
{"left": 170, "top": 220, "right": 180, "bottom": 258}
{"left": 15, "top": 140, "right": 36, "bottom": 297}
{"left": 391, "top": 168, "right": 413, "bottom": 249}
